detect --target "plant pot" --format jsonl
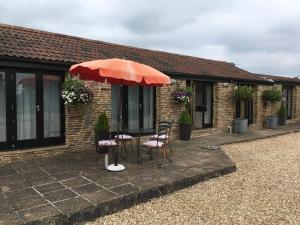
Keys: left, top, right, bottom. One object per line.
{"left": 278, "top": 115, "right": 286, "bottom": 125}
{"left": 179, "top": 123, "right": 192, "bottom": 141}
{"left": 265, "top": 116, "right": 278, "bottom": 129}
{"left": 95, "top": 133, "right": 110, "bottom": 154}
{"left": 233, "top": 118, "right": 248, "bottom": 134}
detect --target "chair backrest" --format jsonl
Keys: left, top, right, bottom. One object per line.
{"left": 158, "top": 121, "right": 172, "bottom": 137}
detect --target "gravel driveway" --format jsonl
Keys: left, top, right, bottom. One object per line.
{"left": 86, "top": 133, "right": 300, "bottom": 225}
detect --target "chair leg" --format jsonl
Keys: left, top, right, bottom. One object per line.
{"left": 156, "top": 147, "right": 161, "bottom": 167}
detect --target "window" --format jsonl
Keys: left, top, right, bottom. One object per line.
{"left": 111, "top": 85, "right": 156, "bottom": 131}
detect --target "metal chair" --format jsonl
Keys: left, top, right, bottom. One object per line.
{"left": 151, "top": 121, "right": 172, "bottom": 158}
{"left": 114, "top": 133, "right": 133, "bottom": 158}
{"left": 142, "top": 125, "right": 170, "bottom": 166}
{"left": 95, "top": 132, "right": 118, "bottom": 169}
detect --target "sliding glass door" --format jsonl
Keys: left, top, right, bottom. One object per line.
{"left": 193, "top": 82, "right": 213, "bottom": 129}
{"left": 0, "top": 69, "right": 65, "bottom": 151}
{"left": 111, "top": 85, "right": 156, "bottom": 131}
{"left": 283, "top": 86, "right": 293, "bottom": 119}
{"left": 16, "top": 73, "right": 37, "bottom": 141}
{"left": 0, "top": 72, "right": 6, "bottom": 145}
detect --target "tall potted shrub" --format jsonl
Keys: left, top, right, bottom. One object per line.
{"left": 94, "top": 112, "right": 110, "bottom": 153}
{"left": 233, "top": 86, "right": 253, "bottom": 133}
{"left": 278, "top": 103, "right": 287, "bottom": 125}
{"left": 178, "top": 111, "right": 192, "bottom": 141}
{"left": 262, "top": 89, "right": 282, "bottom": 128}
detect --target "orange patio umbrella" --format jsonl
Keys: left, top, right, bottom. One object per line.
{"left": 69, "top": 58, "right": 171, "bottom": 86}
{"left": 69, "top": 58, "right": 171, "bottom": 172}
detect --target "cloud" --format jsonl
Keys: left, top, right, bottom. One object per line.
{"left": 0, "top": 0, "right": 299, "bottom": 76}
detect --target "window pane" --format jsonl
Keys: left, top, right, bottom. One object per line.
{"left": 204, "top": 84, "right": 212, "bottom": 124}
{"left": 0, "top": 72, "right": 6, "bottom": 142}
{"left": 43, "top": 75, "right": 61, "bottom": 138}
{"left": 143, "top": 87, "right": 154, "bottom": 129}
{"left": 16, "top": 73, "right": 36, "bottom": 140}
{"left": 128, "top": 86, "right": 139, "bottom": 130}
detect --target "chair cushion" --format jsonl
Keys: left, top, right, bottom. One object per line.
{"left": 98, "top": 140, "right": 117, "bottom": 146}
{"left": 151, "top": 134, "right": 168, "bottom": 140}
{"left": 142, "top": 140, "right": 164, "bottom": 148}
{"left": 114, "top": 134, "right": 133, "bottom": 140}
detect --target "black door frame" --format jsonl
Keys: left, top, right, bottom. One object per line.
{"left": 121, "top": 85, "right": 156, "bottom": 131}
{"left": 283, "top": 86, "right": 293, "bottom": 119}
{"left": 202, "top": 82, "right": 213, "bottom": 128}
{"left": 0, "top": 67, "right": 65, "bottom": 151}
{"left": 193, "top": 81, "right": 214, "bottom": 129}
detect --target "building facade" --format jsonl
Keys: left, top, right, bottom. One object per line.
{"left": 0, "top": 23, "right": 300, "bottom": 154}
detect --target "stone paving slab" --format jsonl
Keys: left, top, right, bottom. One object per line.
{"left": 0, "top": 144, "right": 235, "bottom": 225}
{"left": 1, "top": 123, "right": 300, "bottom": 225}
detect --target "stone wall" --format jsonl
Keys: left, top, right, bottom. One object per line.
{"left": 65, "top": 80, "right": 187, "bottom": 147}
{"left": 156, "top": 80, "right": 186, "bottom": 138}
{"left": 213, "top": 83, "right": 235, "bottom": 130}
{"left": 64, "top": 80, "right": 300, "bottom": 148}
{"left": 292, "top": 86, "right": 300, "bottom": 121}
{"left": 255, "top": 84, "right": 282, "bottom": 128}
{"left": 65, "top": 81, "right": 112, "bottom": 149}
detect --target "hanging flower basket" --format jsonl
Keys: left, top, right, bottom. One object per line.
{"left": 170, "top": 88, "right": 192, "bottom": 104}
{"left": 62, "top": 75, "right": 94, "bottom": 106}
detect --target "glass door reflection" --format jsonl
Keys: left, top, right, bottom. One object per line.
{"left": 16, "top": 73, "right": 36, "bottom": 140}
{"left": 0, "top": 72, "right": 6, "bottom": 142}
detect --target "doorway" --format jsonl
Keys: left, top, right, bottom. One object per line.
{"left": 193, "top": 82, "right": 213, "bottom": 129}
{"left": 283, "top": 86, "right": 293, "bottom": 119}
{"left": 0, "top": 68, "right": 65, "bottom": 150}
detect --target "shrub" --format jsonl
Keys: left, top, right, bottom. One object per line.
{"left": 234, "top": 86, "right": 253, "bottom": 101}
{"left": 278, "top": 104, "right": 287, "bottom": 117}
{"left": 179, "top": 111, "right": 192, "bottom": 124}
{"left": 94, "top": 112, "right": 109, "bottom": 135}
{"left": 262, "top": 89, "right": 282, "bottom": 103}
{"left": 62, "top": 74, "right": 93, "bottom": 106}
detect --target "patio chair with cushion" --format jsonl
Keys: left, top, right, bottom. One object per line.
{"left": 114, "top": 133, "right": 133, "bottom": 158}
{"left": 151, "top": 121, "right": 172, "bottom": 158}
{"left": 96, "top": 133, "right": 118, "bottom": 169}
{"left": 142, "top": 124, "right": 171, "bottom": 166}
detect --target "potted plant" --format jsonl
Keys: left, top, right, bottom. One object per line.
{"left": 278, "top": 103, "right": 287, "bottom": 125}
{"left": 178, "top": 111, "right": 192, "bottom": 141}
{"left": 94, "top": 112, "right": 110, "bottom": 153}
{"left": 262, "top": 89, "right": 282, "bottom": 128}
{"left": 233, "top": 86, "right": 253, "bottom": 134}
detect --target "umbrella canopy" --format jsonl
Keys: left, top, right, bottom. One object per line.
{"left": 69, "top": 58, "right": 171, "bottom": 86}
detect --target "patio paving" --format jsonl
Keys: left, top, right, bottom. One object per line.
{"left": 1, "top": 122, "right": 300, "bottom": 225}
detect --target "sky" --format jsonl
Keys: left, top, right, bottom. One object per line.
{"left": 0, "top": 0, "right": 299, "bottom": 77}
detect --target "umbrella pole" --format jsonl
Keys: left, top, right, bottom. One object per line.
{"left": 107, "top": 84, "right": 125, "bottom": 172}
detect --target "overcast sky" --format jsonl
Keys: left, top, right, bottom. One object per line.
{"left": 0, "top": 0, "right": 299, "bottom": 77}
